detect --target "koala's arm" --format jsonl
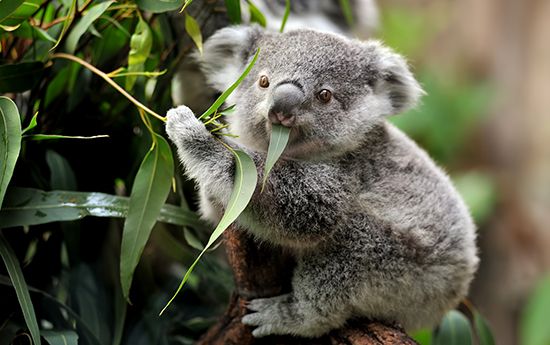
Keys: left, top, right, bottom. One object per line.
{"left": 166, "top": 106, "right": 346, "bottom": 244}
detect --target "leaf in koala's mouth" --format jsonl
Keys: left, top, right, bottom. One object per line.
{"left": 262, "top": 124, "right": 291, "bottom": 191}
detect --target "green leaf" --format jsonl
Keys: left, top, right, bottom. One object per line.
{"left": 0, "top": 62, "right": 45, "bottom": 93}
{"left": 199, "top": 48, "right": 260, "bottom": 120}
{"left": 24, "top": 134, "right": 109, "bottom": 140}
{"left": 65, "top": 1, "right": 114, "bottom": 53}
{"left": 338, "top": 0, "right": 354, "bottom": 27}
{"left": 521, "top": 275, "right": 550, "bottom": 345}
{"left": 474, "top": 311, "right": 495, "bottom": 345}
{"left": 0, "top": 0, "right": 25, "bottom": 23}
{"left": 224, "top": 0, "right": 241, "bottom": 24}
{"left": 50, "top": 0, "right": 76, "bottom": 51}
{"left": 0, "top": 97, "right": 22, "bottom": 208}
{"left": 433, "top": 310, "right": 473, "bottom": 345}
{"left": 411, "top": 328, "right": 432, "bottom": 345}
{"left": 120, "top": 135, "right": 174, "bottom": 300}
{"left": 42, "top": 330, "right": 78, "bottom": 345}
{"left": 126, "top": 18, "right": 153, "bottom": 90}
{"left": 0, "top": 233, "right": 42, "bottom": 345}
{"left": 0, "top": 275, "right": 102, "bottom": 345}
{"left": 248, "top": 1, "right": 266, "bottom": 27}
{"left": 21, "top": 112, "right": 38, "bottom": 135}
{"left": 135, "top": 0, "right": 184, "bottom": 13}
{"left": 46, "top": 150, "right": 77, "bottom": 190}
{"left": 0, "top": 0, "right": 43, "bottom": 26}
{"left": 183, "top": 228, "right": 204, "bottom": 250}
{"left": 0, "top": 187, "right": 205, "bottom": 230}
{"left": 262, "top": 124, "right": 290, "bottom": 190}
{"left": 184, "top": 13, "right": 202, "bottom": 54}
{"left": 180, "top": 0, "right": 192, "bottom": 12}
{"left": 279, "top": 0, "right": 290, "bottom": 32}
{"left": 160, "top": 148, "right": 257, "bottom": 315}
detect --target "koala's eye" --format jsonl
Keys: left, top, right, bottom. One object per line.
{"left": 259, "top": 75, "right": 270, "bottom": 88}
{"left": 317, "top": 89, "right": 332, "bottom": 103}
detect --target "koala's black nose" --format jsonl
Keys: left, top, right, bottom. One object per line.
{"left": 268, "top": 83, "right": 304, "bottom": 127}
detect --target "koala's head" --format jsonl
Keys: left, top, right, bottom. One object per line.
{"left": 199, "top": 25, "right": 423, "bottom": 158}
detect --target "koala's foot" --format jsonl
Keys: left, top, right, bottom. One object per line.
{"left": 243, "top": 293, "right": 338, "bottom": 338}
{"left": 242, "top": 294, "right": 299, "bottom": 338}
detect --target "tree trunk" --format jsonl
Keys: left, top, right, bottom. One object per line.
{"left": 196, "top": 226, "right": 418, "bottom": 345}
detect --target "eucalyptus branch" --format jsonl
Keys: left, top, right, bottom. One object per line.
{"left": 50, "top": 53, "right": 166, "bottom": 122}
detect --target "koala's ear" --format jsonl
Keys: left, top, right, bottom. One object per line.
{"left": 199, "top": 25, "right": 263, "bottom": 92}
{"left": 365, "top": 41, "right": 424, "bottom": 115}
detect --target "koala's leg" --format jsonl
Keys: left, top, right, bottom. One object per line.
{"left": 242, "top": 253, "right": 355, "bottom": 338}
{"left": 165, "top": 105, "right": 238, "bottom": 206}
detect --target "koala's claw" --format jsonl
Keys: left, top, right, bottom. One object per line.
{"left": 242, "top": 295, "right": 295, "bottom": 338}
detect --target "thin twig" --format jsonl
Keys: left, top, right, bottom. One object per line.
{"left": 50, "top": 53, "right": 166, "bottom": 122}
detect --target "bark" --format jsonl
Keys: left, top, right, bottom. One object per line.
{"left": 196, "top": 226, "right": 417, "bottom": 345}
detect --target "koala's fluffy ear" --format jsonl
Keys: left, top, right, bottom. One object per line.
{"left": 199, "top": 25, "right": 263, "bottom": 92}
{"left": 365, "top": 41, "right": 424, "bottom": 115}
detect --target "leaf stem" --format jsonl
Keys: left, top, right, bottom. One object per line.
{"left": 50, "top": 53, "right": 166, "bottom": 122}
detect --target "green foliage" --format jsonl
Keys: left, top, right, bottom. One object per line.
{"left": 0, "top": 97, "right": 21, "bottom": 207}
{"left": 0, "top": 62, "right": 44, "bottom": 93}
{"left": 434, "top": 310, "right": 473, "bottom": 345}
{"left": 0, "top": 233, "right": 41, "bottom": 345}
{"left": 184, "top": 12, "right": 203, "bottom": 54}
{"left": 120, "top": 135, "right": 174, "bottom": 300}
{"left": 521, "top": 276, "right": 550, "bottom": 345}
{"left": 42, "top": 330, "right": 78, "bottom": 345}
{"left": 262, "top": 124, "right": 290, "bottom": 190}
{"left": 161, "top": 148, "right": 257, "bottom": 314}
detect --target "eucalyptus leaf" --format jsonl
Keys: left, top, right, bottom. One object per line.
{"left": 338, "top": 0, "right": 354, "bottom": 27}
{"left": 65, "top": 1, "right": 114, "bottom": 53}
{"left": 120, "top": 135, "right": 174, "bottom": 300}
{"left": 224, "top": 0, "right": 241, "bottom": 24}
{"left": 135, "top": 0, "right": 184, "bottom": 13}
{"left": 184, "top": 13, "right": 202, "bottom": 54}
{"left": 21, "top": 112, "right": 38, "bottom": 135}
{"left": 42, "top": 330, "right": 78, "bottom": 345}
{"left": 0, "top": 0, "right": 25, "bottom": 23}
{"left": 0, "top": 275, "right": 102, "bottom": 345}
{"left": 262, "top": 124, "right": 290, "bottom": 190}
{"left": 248, "top": 1, "right": 266, "bottom": 27}
{"left": 199, "top": 48, "right": 260, "bottom": 120}
{"left": 127, "top": 18, "right": 153, "bottom": 90}
{"left": 474, "top": 311, "right": 495, "bottom": 345}
{"left": 0, "top": 233, "right": 42, "bottom": 345}
{"left": 51, "top": 0, "right": 76, "bottom": 51}
{"left": 0, "top": 62, "right": 44, "bottom": 93}
{"left": 521, "top": 276, "right": 550, "bottom": 345}
{"left": 433, "top": 310, "right": 473, "bottom": 345}
{"left": 0, "top": 187, "right": 205, "bottom": 229}
{"left": 46, "top": 150, "right": 77, "bottom": 190}
{"left": 0, "top": 97, "right": 21, "bottom": 208}
{"left": 411, "top": 328, "right": 432, "bottom": 345}
{"left": 160, "top": 148, "right": 257, "bottom": 315}
{"left": 280, "top": 0, "right": 290, "bottom": 32}
{"left": 24, "top": 134, "right": 109, "bottom": 140}
{"left": 0, "top": 0, "right": 43, "bottom": 26}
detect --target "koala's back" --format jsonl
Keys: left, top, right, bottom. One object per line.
{"left": 323, "top": 122, "right": 478, "bottom": 329}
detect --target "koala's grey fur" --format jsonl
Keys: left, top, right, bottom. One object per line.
{"left": 166, "top": 26, "right": 479, "bottom": 338}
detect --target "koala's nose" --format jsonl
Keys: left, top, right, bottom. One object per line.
{"left": 268, "top": 83, "right": 304, "bottom": 127}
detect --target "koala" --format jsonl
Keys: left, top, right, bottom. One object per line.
{"left": 165, "top": 26, "right": 479, "bottom": 338}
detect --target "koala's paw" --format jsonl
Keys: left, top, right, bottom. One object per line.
{"left": 242, "top": 294, "right": 298, "bottom": 338}
{"left": 165, "top": 105, "right": 206, "bottom": 143}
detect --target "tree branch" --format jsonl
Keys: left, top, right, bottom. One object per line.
{"left": 196, "top": 226, "right": 418, "bottom": 345}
